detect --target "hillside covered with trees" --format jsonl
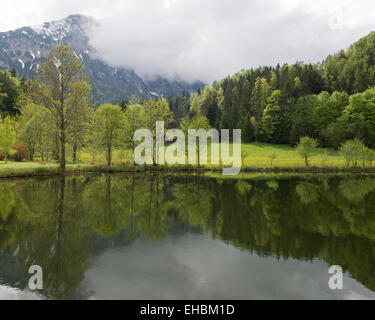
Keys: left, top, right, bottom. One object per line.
{"left": 184, "top": 31, "right": 375, "bottom": 149}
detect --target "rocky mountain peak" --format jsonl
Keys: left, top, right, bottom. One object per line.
{"left": 0, "top": 14, "right": 204, "bottom": 105}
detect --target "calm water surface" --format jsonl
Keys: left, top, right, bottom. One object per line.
{"left": 1, "top": 173, "right": 375, "bottom": 300}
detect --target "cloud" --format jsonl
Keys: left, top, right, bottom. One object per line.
{"left": 87, "top": 0, "right": 375, "bottom": 82}
{"left": 1, "top": 0, "right": 375, "bottom": 82}
{"left": 78, "top": 233, "right": 375, "bottom": 299}
{"left": 0, "top": 285, "right": 42, "bottom": 300}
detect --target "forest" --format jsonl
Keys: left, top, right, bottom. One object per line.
{"left": 2, "top": 31, "right": 375, "bottom": 169}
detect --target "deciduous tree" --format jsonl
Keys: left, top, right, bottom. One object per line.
{"left": 35, "top": 44, "right": 91, "bottom": 169}
{"left": 297, "top": 137, "right": 318, "bottom": 167}
{"left": 0, "top": 116, "right": 16, "bottom": 163}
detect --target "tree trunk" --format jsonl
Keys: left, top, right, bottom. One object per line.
{"left": 60, "top": 110, "right": 66, "bottom": 169}
{"left": 4, "top": 151, "right": 7, "bottom": 164}
{"left": 198, "top": 142, "right": 200, "bottom": 167}
{"left": 132, "top": 142, "right": 136, "bottom": 165}
{"left": 105, "top": 176, "right": 112, "bottom": 218}
{"left": 60, "top": 143, "right": 65, "bottom": 169}
{"left": 54, "top": 136, "right": 60, "bottom": 161}
{"left": 28, "top": 143, "right": 34, "bottom": 161}
{"left": 55, "top": 178, "right": 65, "bottom": 292}
{"left": 60, "top": 129, "right": 66, "bottom": 170}
{"left": 107, "top": 143, "right": 112, "bottom": 166}
{"left": 305, "top": 156, "right": 309, "bottom": 167}
{"left": 72, "top": 143, "right": 77, "bottom": 163}
{"left": 153, "top": 138, "right": 156, "bottom": 166}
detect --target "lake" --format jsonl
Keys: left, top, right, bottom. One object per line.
{"left": 1, "top": 173, "right": 375, "bottom": 300}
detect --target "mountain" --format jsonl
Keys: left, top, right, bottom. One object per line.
{"left": 0, "top": 14, "right": 205, "bottom": 104}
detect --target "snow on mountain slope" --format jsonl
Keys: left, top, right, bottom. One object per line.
{"left": 0, "top": 14, "right": 204, "bottom": 104}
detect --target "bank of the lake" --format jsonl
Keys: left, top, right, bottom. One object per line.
{"left": 0, "top": 142, "right": 372, "bottom": 179}
{"left": 1, "top": 163, "right": 375, "bottom": 180}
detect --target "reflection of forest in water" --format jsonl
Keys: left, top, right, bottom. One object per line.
{"left": 1, "top": 173, "right": 375, "bottom": 299}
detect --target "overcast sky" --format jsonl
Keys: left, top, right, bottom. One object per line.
{"left": 1, "top": 0, "right": 375, "bottom": 82}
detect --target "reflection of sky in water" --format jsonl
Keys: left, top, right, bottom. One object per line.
{"left": 0, "top": 285, "right": 41, "bottom": 300}
{"left": 76, "top": 233, "right": 375, "bottom": 300}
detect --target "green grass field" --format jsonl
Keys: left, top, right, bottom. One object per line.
{"left": 0, "top": 143, "right": 347, "bottom": 175}
{"left": 240, "top": 143, "right": 345, "bottom": 167}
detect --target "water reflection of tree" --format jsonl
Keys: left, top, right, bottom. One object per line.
{"left": 1, "top": 175, "right": 375, "bottom": 297}
{"left": 171, "top": 175, "right": 375, "bottom": 291}
{"left": 0, "top": 183, "right": 17, "bottom": 252}
{"left": 0, "top": 178, "right": 91, "bottom": 299}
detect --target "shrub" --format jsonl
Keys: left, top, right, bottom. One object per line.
{"left": 12, "top": 141, "right": 28, "bottom": 162}
{"left": 341, "top": 138, "right": 365, "bottom": 167}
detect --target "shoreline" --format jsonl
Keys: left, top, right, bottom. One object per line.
{"left": 1, "top": 165, "right": 375, "bottom": 180}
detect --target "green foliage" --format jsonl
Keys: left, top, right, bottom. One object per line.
{"left": 296, "top": 137, "right": 318, "bottom": 167}
{"left": 0, "top": 116, "right": 16, "bottom": 163}
{"left": 168, "top": 91, "right": 190, "bottom": 124}
{"left": 321, "top": 122, "right": 346, "bottom": 149}
{"left": 17, "top": 103, "right": 55, "bottom": 161}
{"left": 0, "top": 68, "right": 22, "bottom": 117}
{"left": 340, "top": 138, "right": 365, "bottom": 167}
{"left": 289, "top": 95, "right": 317, "bottom": 145}
{"left": 340, "top": 88, "right": 375, "bottom": 147}
{"left": 122, "top": 103, "right": 144, "bottom": 162}
{"left": 93, "top": 104, "right": 126, "bottom": 166}
{"left": 66, "top": 81, "right": 93, "bottom": 162}
{"left": 314, "top": 92, "right": 349, "bottom": 131}
{"left": 180, "top": 114, "right": 211, "bottom": 133}
{"left": 324, "top": 32, "right": 375, "bottom": 94}
{"left": 33, "top": 44, "right": 91, "bottom": 169}
{"left": 260, "top": 90, "right": 285, "bottom": 143}
{"left": 250, "top": 77, "right": 271, "bottom": 122}
{"left": 141, "top": 98, "right": 173, "bottom": 133}
{"left": 180, "top": 114, "right": 211, "bottom": 165}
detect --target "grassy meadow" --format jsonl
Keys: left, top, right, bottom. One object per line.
{"left": 0, "top": 143, "right": 348, "bottom": 176}
{"left": 240, "top": 143, "right": 344, "bottom": 167}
